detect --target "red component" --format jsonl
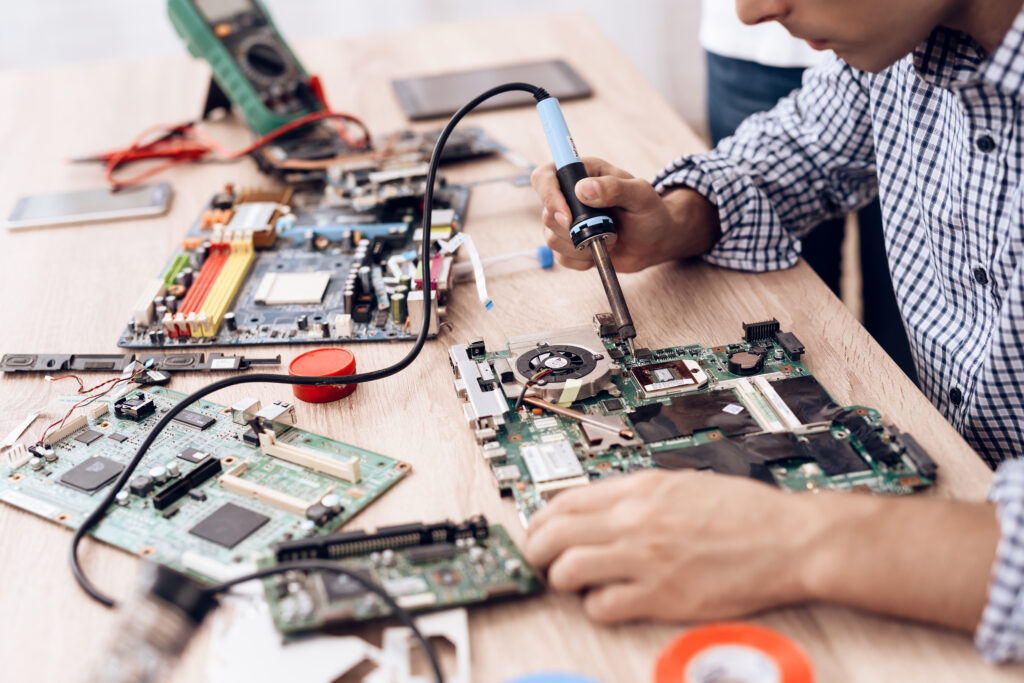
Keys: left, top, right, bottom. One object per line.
{"left": 289, "top": 348, "right": 358, "bottom": 403}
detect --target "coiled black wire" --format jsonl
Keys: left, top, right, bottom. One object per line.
{"left": 68, "top": 82, "right": 549, "bottom": 683}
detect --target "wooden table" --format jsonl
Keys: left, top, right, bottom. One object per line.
{"left": 0, "top": 12, "right": 1018, "bottom": 683}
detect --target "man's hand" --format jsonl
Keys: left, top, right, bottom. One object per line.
{"left": 524, "top": 469, "right": 1000, "bottom": 631}
{"left": 523, "top": 470, "right": 811, "bottom": 623}
{"left": 530, "top": 157, "right": 721, "bottom": 272}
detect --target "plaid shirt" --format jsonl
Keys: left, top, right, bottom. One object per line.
{"left": 653, "top": 12, "right": 1024, "bottom": 664}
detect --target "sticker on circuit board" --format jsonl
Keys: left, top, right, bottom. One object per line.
{"left": 630, "top": 359, "right": 708, "bottom": 397}
{"left": 521, "top": 441, "right": 583, "bottom": 483}
{"left": 722, "top": 404, "right": 745, "bottom": 415}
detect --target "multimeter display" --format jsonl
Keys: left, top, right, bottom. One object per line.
{"left": 194, "top": 0, "right": 252, "bottom": 23}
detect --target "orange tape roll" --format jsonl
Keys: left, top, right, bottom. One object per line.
{"left": 654, "top": 622, "right": 814, "bottom": 683}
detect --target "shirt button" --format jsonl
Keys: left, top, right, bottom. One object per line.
{"left": 949, "top": 387, "right": 963, "bottom": 405}
{"left": 973, "top": 267, "right": 989, "bottom": 285}
{"left": 976, "top": 135, "right": 996, "bottom": 153}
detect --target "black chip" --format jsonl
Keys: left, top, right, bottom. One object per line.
{"left": 74, "top": 429, "right": 103, "bottom": 446}
{"left": 187, "top": 488, "right": 207, "bottom": 501}
{"left": 189, "top": 503, "right": 269, "bottom": 548}
{"left": 60, "top": 456, "right": 125, "bottom": 492}
{"left": 651, "top": 441, "right": 780, "bottom": 486}
{"left": 177, "top": 447, "right": 209, "bottom": 464}
{"left": 321, "top": 567, "right": 374, "bottom": 600}
{"left": 771, "top": 376, "right": 843, "bottom": 424}
{"left": 630, "top": 392, "right": 761, "bottom": 442}
{"left": 602, "top": 399, "right": 624, "bottom": 413}
{"left": 608, "top": 348, "right": 624, "bottom": 360}
{"left": 634, "top": 347, "right": 653, "bottom": 360}
{"left": 407, "top": 543, "right": 457, "bottom": 564}
{"left": 172, "top": 410, "right": 216, "bottom": 431}
{"left": 108, "top": 433, "right": 129, "bottom": 443}
{"left": 797, "top": 432, "right": 871, "bottom": 475}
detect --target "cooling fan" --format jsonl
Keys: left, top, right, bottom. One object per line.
{"left": 507, "top": 327, "right": 616, "bottom": 403}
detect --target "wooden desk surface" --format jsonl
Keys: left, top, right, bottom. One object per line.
{"left": 0, "top": 12, "right": 1018, "bottom": 683}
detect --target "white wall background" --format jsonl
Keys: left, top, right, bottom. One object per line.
{"left": 0, "top": 0, "right": 708, "bottom": 135}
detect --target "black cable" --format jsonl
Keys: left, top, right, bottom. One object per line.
{"left": 67, "top": 79, "right": 547, "bottom": 677}
{"left": 202, "top": 560, "right": 443, "bottom": 683}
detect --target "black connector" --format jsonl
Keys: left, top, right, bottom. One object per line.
{"left": 775, "top": 331, "right": 806, "bottom": 360}
{"left": 743, "top": 319, "right": 780, "bottom": 341}
{"left": 152, "top": 456, "right": 222, "bottom": 510}
{"left": 273, "top": 515, "right": 489, "bottom": 562}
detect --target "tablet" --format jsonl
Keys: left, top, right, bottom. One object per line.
{"left": 392, "top": 59, "right": 592, "bottom": 120}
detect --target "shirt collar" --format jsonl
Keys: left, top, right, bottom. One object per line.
{"left": 912, "top": 7, "right": 1024, "bottom": 99}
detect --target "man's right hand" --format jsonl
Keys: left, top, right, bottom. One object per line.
{"left": 530, "top": 157, "right": 722, "bottom": 272}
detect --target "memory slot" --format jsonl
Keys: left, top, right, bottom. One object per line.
{"left": 197, "top": 240, "right": 254, "bottom": 337}
{"left": 166, "top": 244, "right": 228, "bottom": 338}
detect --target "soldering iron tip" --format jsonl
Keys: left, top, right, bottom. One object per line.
{"left": 626, "top": 337, "right": 636, "bottom": 357}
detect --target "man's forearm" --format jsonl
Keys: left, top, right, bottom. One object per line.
{"left": 798, "top": 493, "right": 1000, "bottom": 631}
{"left": 662, "top": 188, "right": 721, "bottom": 258}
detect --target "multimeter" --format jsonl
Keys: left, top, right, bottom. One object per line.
{"left": 167, "top": 0, "right": 321, "bottom": 135}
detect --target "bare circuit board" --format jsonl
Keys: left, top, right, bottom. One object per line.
{"left": 0, "top": 387, "right": 408, "bottom": 582}
{"left": 118, "top": 127, "right": 521, "bottom": 350}
{"left": 450, "top": 317, "right": 939, "bottom": 522}
{"left": 262, "top": 516, "right": 541, "bottom": 633}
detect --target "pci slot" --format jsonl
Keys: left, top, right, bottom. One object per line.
{"left": 273, "top": 515, "right": 490, "bottom": 562}
{"left": 162, "top": 253, "right": 190, "bottom": 287}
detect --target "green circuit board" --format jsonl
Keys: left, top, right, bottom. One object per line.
{"left": 450, "top": 319, "right": 938, "bottom": 522}
{"left": 0, "top": 387, "right": 408, "bottom": 582}
{"left": 262, "top": 519, "right": 541, "bottom": 633}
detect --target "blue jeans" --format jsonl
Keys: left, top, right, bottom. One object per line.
{"left": 705, "top": 50, "right": 917, "bottom": 383}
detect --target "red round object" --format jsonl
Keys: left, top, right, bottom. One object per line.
{"left": 288, "top": 348, "right": 357, "bottom": 403}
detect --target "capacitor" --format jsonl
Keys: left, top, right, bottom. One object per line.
{"left": 469, "top": 546, "right": 485, "bottom": 563}
{"left": 321, "top": 493, "right": 342, "bottom": 512}
{"left": 152, "top": 296, "right": 165, "bottom": 309}
{"left": 399, "top": 275, "right": 412, "bottom": 290}
{"left": 148, "top": 465, "right": 168, "bottom": 484}
{"left": 344, "top": 288, "right": 354, "bottom": 312}
{"left": 166, "top": 461, "right": 181, "bottom": 478}
{"left": 303, "top": 229, "right": 316, "bottom": 251}
{"left": 179, "top": 268, "right": 194, "bottom": 288}
{"left": 43, "top": 448, "right": 58, "bottom": 463}
{"left": 149, "top": 330, "right": 165, "bottom": 345}
{"left": 296, "top": 315, "right": 308, "bottom": 331}
{"left": 390, "top": 293, "right": 407, "bottom": 324}
{"left": 341, "top": 229, "right": 353, "bottom": 251}
{"left": 299, "top": 520, "right": 316, "bottom": 536}
{"left": 154, "top": 305, "right": 168, "bottom": 322}
{"left": 359, "top": 265, "right": 371, "bottom": 292}
{"left": 318, "top": 321, "right": 330, "bottom": 337}
{"left": 115, "top": 490, "right": 130, "bottom": 506}
{"left": 224, "top": 312, "right": 237, "bottom": 331}
{"left": 774, "top": 348, "right": 784, "bottom": 361}
{"left": 29, "top": 457, "right": 43, "bottom": 471}
{"left": 381, "top": 549, "right": 396, "bottom": 567}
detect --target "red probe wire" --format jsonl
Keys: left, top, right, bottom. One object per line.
{"left": 98, "top": 108, "right": 371, "bottom": 190}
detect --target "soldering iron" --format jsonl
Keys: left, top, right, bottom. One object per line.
{"left": 535, "top": 94, "right": 638, "bottom": 354}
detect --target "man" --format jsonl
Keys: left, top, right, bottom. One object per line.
{"left": 525, "top": 0, "right": 1024, "bottom": 663}
{"left": 702, "top": 2, "right": 917, "bottom": 382}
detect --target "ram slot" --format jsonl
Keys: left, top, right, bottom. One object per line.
{"left": 218, "top": 460, "right": 319, "bottom": 515}
{"left": 176, "top": 244, "right": 228, "bottom": 331}
{"left": 257, "top": 430, "right": 361, "bottom": 483}
{"left": 198, "top": 240, "right": 254, "bottom": 337}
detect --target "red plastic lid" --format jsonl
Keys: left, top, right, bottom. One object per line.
{"left": 288, "top": 348, "right": 357, "bottom": 403}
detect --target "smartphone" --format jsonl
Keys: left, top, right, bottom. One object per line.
{"left": 4, "top": 183, "right": 172, "bottom": 231}
{"left": 392, "top": 59, "right": 592, "bottom": 121}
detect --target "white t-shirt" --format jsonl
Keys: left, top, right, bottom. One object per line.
{"left": 699, "top": 0, "right": 825, "bottom": 68}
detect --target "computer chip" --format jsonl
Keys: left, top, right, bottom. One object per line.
{"left": 320, "top": 568, "right": 374, "bottom": 600}
{"left": 521, "top": 441, "right": 583, "bottom": 483}
{"left": 60, "top": 456, "right": 125, "bottom": 492}
{"left": 253, "top": 271, "right": 331, "bottom": 305}
{"left": 74, "top": 429, "right": 103, "bottom": 446}
{"left": 107, "top": 433, "right": 129, "bottom": 443}
{"left": 172, "top": 410, "right": 215, "bottom": 431}
{"left": 189, "top": 502, "right": 268, "bottom": 548}
{"left": 177, "top": 447, "right": 209, "bottom": 463}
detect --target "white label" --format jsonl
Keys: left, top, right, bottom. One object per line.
{"left": 722, "top": 403, "right": 745, "bottom": 415}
